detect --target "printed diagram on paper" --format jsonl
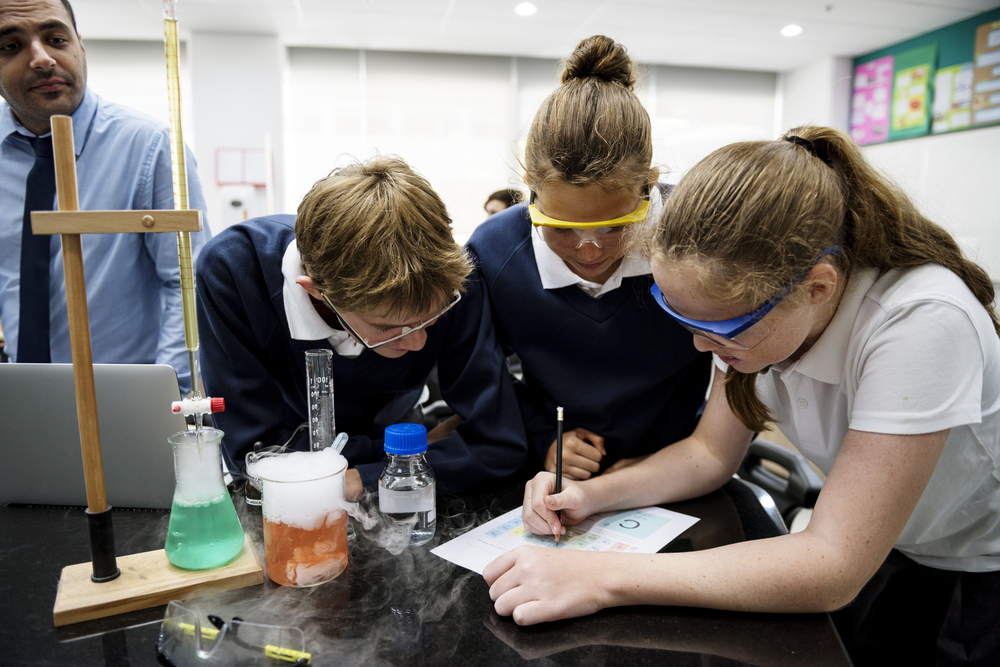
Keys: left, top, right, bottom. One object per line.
{"left": 513, "top": 509, "right": 672, "bottom": 550}
{"left": 431, "top": 506, "right": 699, "bottom": 574}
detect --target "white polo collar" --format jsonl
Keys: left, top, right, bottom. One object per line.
{"left": 775, "top": 267, "right": 879, "bottom": 384}
{"left": 281, "top": 241, "right": 364, "bottom": 357}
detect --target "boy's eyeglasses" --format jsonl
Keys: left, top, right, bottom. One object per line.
{"left": 529, "top": 185, "right": 650, "bottom": 251}
{"left": 320, "top": 291, "right": 462, "bottom": 350}
{"left": 650, "top": 246, "right": 842, "bottom": 351}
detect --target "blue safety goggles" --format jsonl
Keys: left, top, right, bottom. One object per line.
{"left": 650, "top": 247, "right": 842, "bottom": 350}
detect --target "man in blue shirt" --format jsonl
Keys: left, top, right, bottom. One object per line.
{"left": 0, "top": 0, "right": 209, "bottom": 393}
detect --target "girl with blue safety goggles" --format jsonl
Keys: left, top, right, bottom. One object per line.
{"left": 489, "top": 127, "right": 1000, "bottom": 667}
{"left": 649, "top": 247, "right": 842, "bottom": 350}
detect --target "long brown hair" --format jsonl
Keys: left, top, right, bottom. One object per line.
{"left": 523, "top": 35, "right": 654, "bottom": 193}
{"left": 645, "top": 126, "right": 999, "bottom": 432}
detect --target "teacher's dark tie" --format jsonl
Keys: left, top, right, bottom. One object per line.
{"left": 18, "top": 135, "right": 56, "bottom": 363}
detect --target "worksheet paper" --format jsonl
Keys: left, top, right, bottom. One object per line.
{"left": 431, "top": 506, "right": 699, "bottom": 574}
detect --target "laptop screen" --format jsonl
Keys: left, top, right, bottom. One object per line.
{"left": 0, "top": 364, "right": 186, "bottom": 509}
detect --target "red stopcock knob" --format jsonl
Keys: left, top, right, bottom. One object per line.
{"left": 171, "top": 397, "right": 226, "bottom": 416}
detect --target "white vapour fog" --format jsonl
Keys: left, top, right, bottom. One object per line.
{"left": 171, "top": 429, "right": 228, "bottom": 505}
{"left": 245, "top": 448, "right": 423, "bottom": 556}
{"left": 249, "top": 449, "right": 349, "bottom": 529}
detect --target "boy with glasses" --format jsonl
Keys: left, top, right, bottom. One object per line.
{"left": 197, "top": 156, "right": 527, "bottom": 499}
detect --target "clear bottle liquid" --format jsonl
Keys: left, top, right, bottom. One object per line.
{"left": 378, "top": 423, "right": 436, "bottom": 546}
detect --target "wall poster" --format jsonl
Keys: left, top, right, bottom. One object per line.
{"left": 851, "top": 56, "right": 894, "bottom": 145}
{"left": 933, "top": 62, "right": 974, "bottom": 132}
{"left": 889, "top": 44, "right": 938, "bottom": 140}
{"left": 972, "top": 19, "right": 1000, "bottom": 126}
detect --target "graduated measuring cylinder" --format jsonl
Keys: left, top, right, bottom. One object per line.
{"left": 306, "top": 349, "right": 336, "bottom": 451}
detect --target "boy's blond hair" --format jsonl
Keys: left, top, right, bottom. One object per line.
{"left": 295, "top": 156, "right": 471, "bottom": 317}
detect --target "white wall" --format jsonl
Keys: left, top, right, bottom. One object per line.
{"left": 284, "top": 48, "right": 527, "bottom": 242}
{"left": 778, "top": 56, "right": 853, "bottom": 132}
{"left": 76, "top": 38, "right": 778, "bottom": 242}
{"left": 88, "top": 35, "right": 285, "bottom": 236}
{"left": 645, "top": 65, "right": 778, "bottom": 183}
{"left": 83, "top": 39, "right": 191, "bottom": 131}
{"left": 863, "top": 126, "right": 1000, "bottom": 281}
{"left": 189, "top": 32, "right": 285, "bottom": 235}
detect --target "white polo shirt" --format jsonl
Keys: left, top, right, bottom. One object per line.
{"left": 750, "top": 265, "right": 1000, "bottom": 572}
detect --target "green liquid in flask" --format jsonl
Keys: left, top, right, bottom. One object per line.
{"left": 164, "top": 494, "right": 245, "bottom": 570}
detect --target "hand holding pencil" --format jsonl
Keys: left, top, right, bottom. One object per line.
{"left": 554, "top": 406, "right": 563, "bottom": 542}
{"left": 520, "top": 407, "right": 596, "bottom": 540}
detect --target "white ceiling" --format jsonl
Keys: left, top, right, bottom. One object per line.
{"left": 75, "top": 0, "right": 999, "bottom": 72}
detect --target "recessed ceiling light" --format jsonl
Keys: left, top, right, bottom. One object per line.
{"left": 514, "top": 3, "right": 537, "bottom": 17}
{"left": 781, "top": 24, "right": 803, "bottom": 37}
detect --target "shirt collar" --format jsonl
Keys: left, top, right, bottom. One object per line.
{"left": 777, "top": 267, "right": 879, "bottom": 384}
{"left": 0, "top": 88, "right": 94, "bottom": 157}
{"left": 281, "top": 240, "right": 363, "bottom": 356}
{"left": 530, "top": 185, "right": 661, "bottom": 297}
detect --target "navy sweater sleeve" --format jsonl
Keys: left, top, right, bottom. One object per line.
{"left": 424, "top": 273, "right": 528, "bottom": 494}
{"left": 464, "top": 223, "right": 558, "bottom": 464}
{"left": 196, "top": 219, "right": 309, "bottom": 475}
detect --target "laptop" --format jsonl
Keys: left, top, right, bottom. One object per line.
{"left": 0, "top": 363, "right": 187, "bottom": 510}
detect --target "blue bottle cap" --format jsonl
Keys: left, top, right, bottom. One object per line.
{"left": 384, "top": 423, "right": 428, "bottom": 455}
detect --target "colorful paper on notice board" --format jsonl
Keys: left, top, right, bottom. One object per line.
{"left": 933, "top": 63, "right": 973, "bottom": 133}
{"left": 889, "top": 44, "right": 937, "bottom": 140}
{"left": 851, "top": 56, "right": 893, "bottom": 145}
{"left": 972, "top": 20, "right": 1000, "bottom": 126}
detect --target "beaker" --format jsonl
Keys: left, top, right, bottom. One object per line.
{"left": 306, "top": 349, "right": 336, "bottom": 451}
{"left": 165, "top": 429, "right": 246, "bottom": 570}
{"left": 248, "top": 448, "right": 349, "bottom": 587}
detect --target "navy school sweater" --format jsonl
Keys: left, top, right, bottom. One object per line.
{"left": 466, "top": 204, "right": 712, "bottom": 470}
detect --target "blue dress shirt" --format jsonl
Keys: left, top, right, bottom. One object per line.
{"left": 0, "top": 89, "right": 210, "bottom": 393}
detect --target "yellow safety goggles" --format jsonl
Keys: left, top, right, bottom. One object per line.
{"left": 528, "top": 185, "right": 651, "bottom": 230}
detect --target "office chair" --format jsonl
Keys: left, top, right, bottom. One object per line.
{"left": 737, "top": 439, "right": 824, "bottom": 534}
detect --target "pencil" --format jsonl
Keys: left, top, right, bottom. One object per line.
{"left": 555, "top": 406, "right": 563, "bottom": 541}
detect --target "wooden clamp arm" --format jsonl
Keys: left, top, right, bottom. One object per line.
{"left": 32, "top": 209, "right": 202, "bottom": 235}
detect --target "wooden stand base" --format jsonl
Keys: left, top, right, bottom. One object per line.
{"left": 52, "top": 536, "right": 263, "bottom": 626}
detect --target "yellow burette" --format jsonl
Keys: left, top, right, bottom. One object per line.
{"left": 163, "top": 0, "right": 202, "bottom": 400}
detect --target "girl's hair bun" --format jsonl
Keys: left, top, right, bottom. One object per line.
{"left": 561, "top": 35, "right": 636, "bottom": 89}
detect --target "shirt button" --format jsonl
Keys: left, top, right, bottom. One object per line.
{"left": 796, "top": 398, "right": 809, "bottom": 409}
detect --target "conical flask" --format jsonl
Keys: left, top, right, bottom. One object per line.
{"left": 165, "top": 428, "right": 245, "bottom": 569}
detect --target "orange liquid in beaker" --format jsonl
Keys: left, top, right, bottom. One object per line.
{"left": 262, "top": 510, "right": 348, "bottom": 587}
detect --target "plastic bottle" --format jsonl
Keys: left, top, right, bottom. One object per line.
{"left": 378, "top": 423, "right": 436, "bottom": 546}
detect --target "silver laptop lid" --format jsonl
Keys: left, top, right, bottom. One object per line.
{"left": 0, "top": 364, "right": 186, "bottom": 509}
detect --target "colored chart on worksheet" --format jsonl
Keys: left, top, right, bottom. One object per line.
{"left": 431, "top": 506, "right": 699, "bottom": 574}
